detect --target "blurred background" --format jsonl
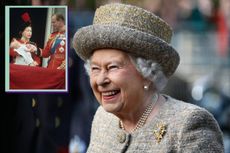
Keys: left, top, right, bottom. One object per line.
{"left": 1, "top": 0, "right": 230, "bottom": 153}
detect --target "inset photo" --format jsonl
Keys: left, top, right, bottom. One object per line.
{"left": 5, "top": 6, "right": 68, "bottom": 92}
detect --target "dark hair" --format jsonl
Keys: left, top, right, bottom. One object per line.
{"left": 18, "top": 22, "right": 32, "bottom": 37}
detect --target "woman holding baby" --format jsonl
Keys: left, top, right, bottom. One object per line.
{"left": 10, "top": 12, "right": 41, "bottom": 66}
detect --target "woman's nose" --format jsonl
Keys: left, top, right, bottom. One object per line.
{"left": 96, "top": 71, "right": 110, "bottom": 86}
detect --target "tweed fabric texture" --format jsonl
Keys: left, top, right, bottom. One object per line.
{"left": 93, "top": 3, "right": 172, "bottom": 43}
{"left": 87, "top": 95, "right": 224, "bottom": 153}
{"left": 73, "top": 3, "right": 180, "bottom": 77}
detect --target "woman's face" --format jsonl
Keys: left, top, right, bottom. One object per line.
{"left": 89, "top": 49, "right": 146, "bottom": 114}
{"left": 22, "top": 26, "right": 32, "bottom": 40}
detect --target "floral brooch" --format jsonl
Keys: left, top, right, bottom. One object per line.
{"left": 153, "top": 122, "right": 167, "bottom": 143}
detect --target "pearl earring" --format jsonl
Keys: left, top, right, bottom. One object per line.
{"left": 144, "top": 85, "right": 148, "bottom": 90}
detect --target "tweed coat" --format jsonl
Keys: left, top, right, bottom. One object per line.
{"left": 87, "top": 95, "right": 224, "bottom": 153}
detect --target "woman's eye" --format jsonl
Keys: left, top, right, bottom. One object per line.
{"left": 108, "top": 65, "right": 118, "bottom": 70}
{"left": 91, "top": 67, "right": 100, "bottom": 73}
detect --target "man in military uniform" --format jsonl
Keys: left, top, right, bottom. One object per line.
{"left": 38, "top": 13, "right": 66, "bottom": 69}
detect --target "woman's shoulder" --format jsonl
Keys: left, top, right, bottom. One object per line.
{"left": 88, "top": 106, "right": 120, "bottom": 151}
{"left": 158, "top": 95, "right": 221, "bottom": 133}
{"left": 163, "top": 95, "right": 212, "bottom": 116}
{"left": 163, "top": 95, "right": 223, "bottom": 152}
{"left": 162, "top": 95, "right": 222, "bottom": 136}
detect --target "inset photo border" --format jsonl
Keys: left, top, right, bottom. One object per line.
{"left": 5, "top": 5, "right": 68, "bottom": 93}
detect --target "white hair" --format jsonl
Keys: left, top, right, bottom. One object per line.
{"left": 128, "top": 55, "right": 168, "bottom": 91}
{"left": 84, "top": 60, "right": 91, "bottom": 75}
{"left": 84, "top": 54, "right": 168, "bottom": 91}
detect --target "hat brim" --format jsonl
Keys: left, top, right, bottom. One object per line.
{"left": 73, "top": 24, "right": 179, "bottom": 77}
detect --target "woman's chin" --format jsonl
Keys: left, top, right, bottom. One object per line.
{"left": 102, "top": 103, "right": 122, "bottom": 114}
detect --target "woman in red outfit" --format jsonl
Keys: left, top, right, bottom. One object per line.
{"left": 10, "top": 12, "right": 41, "bottom": 66}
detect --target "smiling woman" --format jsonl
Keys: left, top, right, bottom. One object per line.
{"left": 88, "top": 49, "right": 147, "bottom": 116}
{"left": 73, "top": 3, "right": 224, "bottom": 153}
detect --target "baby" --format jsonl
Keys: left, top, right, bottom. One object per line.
{"left": 10, "top": 39, "right": 38, "bottom": 66}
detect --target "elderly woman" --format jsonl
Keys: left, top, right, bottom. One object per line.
{"left": 73, "top": 3, "right": 224, "bottom": 153}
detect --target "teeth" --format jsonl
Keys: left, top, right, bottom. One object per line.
{"left": 102, "top": 91, "right": 118, "bottom": 96}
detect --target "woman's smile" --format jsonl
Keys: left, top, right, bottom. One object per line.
{"left": 101, "top": 90, "right": 121, "bottom": 103}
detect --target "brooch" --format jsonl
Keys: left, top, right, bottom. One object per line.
{"left": 153, "top": 122, "right": 166, "bottom": 143}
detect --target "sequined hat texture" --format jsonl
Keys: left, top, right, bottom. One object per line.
{"left": 73, "top": 3, "right": 180, "bottom": 77}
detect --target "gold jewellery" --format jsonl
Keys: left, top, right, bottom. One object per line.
{"left": 120, "top": 94, "right": 158, "bottom": 133}
{"left": 153, "top": 122, "right": 166, "bottom": 143}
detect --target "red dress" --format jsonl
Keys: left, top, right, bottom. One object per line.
{"left": 41, "top": 31, "right": 66, "bottom": 69}
{"left": 10, "top": 39, "right": 41, "bottom": 66}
